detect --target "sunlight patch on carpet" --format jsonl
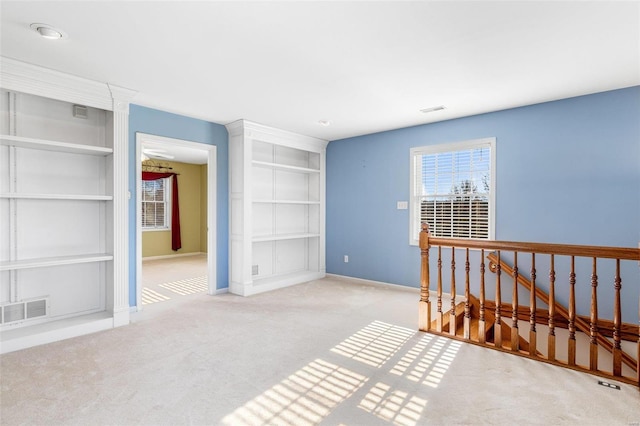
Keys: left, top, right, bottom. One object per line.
{"left": 141, "top": 288, "right": 171, "bottom": 305}
{"left": 221, "top": 359, "right": 368, "bottom": 426}
{"left": 159, "top": 276, "right": 207, "bottom": 295}
{"left": 389, "top": 335, "right": 462, "bottom": 388}
{"left": 358, "top": 382, "right": 428, "bottom": 426}
{"left": 330, "top": 320, "right": 416, "bottom": 368}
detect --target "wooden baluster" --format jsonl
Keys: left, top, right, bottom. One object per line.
{"left": 418, "top": 223, "right": 431, "bottom": 331}
{"left": 548, "top": 254, "right": 556, "bottom": 362}
{"left": 612, "top": 259, "right": 622, "bottom": 376}
{"left": 464, "top": 248, "right": 471, "bottom": 339}
{"left": 511, "top": 252, "right": 519, "bottom": 351}
{"left": 568, "top": 256, "right": 577, "bottom": 366}
{"left": 436, "top": 246, "right": 443, "bottom": 332}
{"left": 529, "top": 253, "right": 537, "bottom": 356}
{"left": 479, "top": 249, "right": 486, "bottom": 344}
{"left": 449, "top": 247, "right": 457, "bottom": 336}
{"left": 589, "top": 257, "right": 598, "bottom": 371}
{"left": 495, "top": 250, "right": 502, "bottom": 348}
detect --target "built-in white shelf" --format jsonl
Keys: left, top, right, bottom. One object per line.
{"left": 252, "top": 160, "right": 320, "bottom": 174}
{"left": 252, "top": 233, "right": 321, "bottom": 243}
{"left": 0, "top": 134, "right": 113, "bottom": 156}
{"left": 0, "top": 253, "right": 113, "bottom": 271}
{"left": 228, "top": 119, "right": 327, "bottom": 297}
{"left": 0, "top": 193, "right": 113, "bottom": 201}
{"left": 0, "top": 59, "right": 135, "bottom": 354}
{"left": 252, "top": 199, "right": 320, "bottom": 205}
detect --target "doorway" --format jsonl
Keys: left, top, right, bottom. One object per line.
{"left": 135, "top": 133, "right": 217, "bottom": 311}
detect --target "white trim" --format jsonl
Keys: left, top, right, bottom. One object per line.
{"left": 0, "top": 312, "right": 113, "bottom": 354}
{"left": 323, "top": 274, "right": 466, "bottom": 303}
{"left": 142, "top": 252, "right": 205, "bottom": 262}
{"left": 226, "top": 119, "right": 328, "bottom": 152}
{"left": 141, "top": 227, "right": 170, "bottom": 233}
{"left": 0, "top": 56, "right": 136, "bottom": 111}
{"left": 136, "top": 133, "right": 217, "bottom": 311}
{"left": 213, "top": 287, "right": 229, "bottom": 295}
{"left": 230, "top": 271, "right": 326, "bottom": 297}
{"left": 409, "top": 137, "right": 496, "bottom": 245}
{"left": 325, "top": 273, "right": 420, "bottom": 293}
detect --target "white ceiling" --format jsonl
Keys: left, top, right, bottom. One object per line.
{"left": 1, "top": 1, "right": 638, "bottom": 142}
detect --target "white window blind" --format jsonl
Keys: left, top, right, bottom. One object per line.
{"left": 142, "top": 178, "right": 170, "bottom": 229}
{"left": 410, "top": 138, "right": 495, "bottom": 245}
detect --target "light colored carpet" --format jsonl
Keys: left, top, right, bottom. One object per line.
{"left": 1, "top": 276, "right": 638, "bottom": 425}
{"left": 141, "top": 254, "right": 208, "bottom": 306}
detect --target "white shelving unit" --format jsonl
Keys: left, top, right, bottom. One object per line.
{"left": 227, "top": 120, "right": 327, "bottom": 296}
{"left": 0, "top": 57, "right": 135, "bottom": 353}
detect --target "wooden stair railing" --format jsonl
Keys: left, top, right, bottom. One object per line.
{"left": 417, "top": 223, "right": 640, "bottom": 387}
{"left": 487, "top": 252, "right": 637, "bottom": 370}
{"left": 434, "top": 295, "right": 538, "bottom": 354}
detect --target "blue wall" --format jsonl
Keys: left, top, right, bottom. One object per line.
{"left": 128, "top": 105, "right": 229, "bottom": 305}
{"left": 327, "top": 87, "right": 640, "bottom": 317}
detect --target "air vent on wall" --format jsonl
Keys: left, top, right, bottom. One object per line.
{"left": 73, "top": 104, "right": 88, "bottom": 119}
{"left": 1, "top": 298, "right": 48, "bottom": 325}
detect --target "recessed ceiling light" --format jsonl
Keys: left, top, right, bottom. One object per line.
{"left": 30, "top": 23, "right": 66, "bottom": 40}
{"left": 318, "top": 120, "right": 331, "bottom": 127}
{"left": 420, "top": 105, "right": 446, "bottom": 114}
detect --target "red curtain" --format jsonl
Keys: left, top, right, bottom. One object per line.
{"left": 142, "top": 171, "right": 181, "bottom": 251}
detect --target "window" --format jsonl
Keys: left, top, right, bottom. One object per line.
{"left": 410, "top": 138, "right": 495, "bottom": 245}
{"left": 142, "top": 178, "right": 171, "bottom": 230}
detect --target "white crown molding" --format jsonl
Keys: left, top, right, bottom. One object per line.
{"left": 226, "top": 119, "right": 328, "bottom": 152}
{"left": 108, "top": 83, "right": 137, "bottom": 114}
{"left": 0, "top": 57, "right": 137, "bottom": 111}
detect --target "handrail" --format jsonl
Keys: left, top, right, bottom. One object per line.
{"left": 426, "top": 235, "right": 640, "bottom": 261}
{"left": 418, "top": 223, "right": 640, "bottom": 387}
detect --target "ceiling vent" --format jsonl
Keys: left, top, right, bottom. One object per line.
{"left": 420, "top": 105, "right": 446, "bottom": 114}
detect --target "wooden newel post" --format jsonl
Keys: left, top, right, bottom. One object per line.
{"left": 419, "top": 223, "right": 432, "bottom": 331}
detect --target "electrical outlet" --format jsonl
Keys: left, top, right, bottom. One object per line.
{"left": 598, "top": 380, "right": 620, "bottom": 390}
{"left": 344, "top": 255, "right": 349, "bottom": 263}
{"left": 252, "top": 265, "right": 259, "bottom": 275}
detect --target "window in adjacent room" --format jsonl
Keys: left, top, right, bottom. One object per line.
{"left": 142, "top": 178, "right": 171, "bottom": 230}
{"left": 410, "top": 138, "right": 495, "bottom": 245}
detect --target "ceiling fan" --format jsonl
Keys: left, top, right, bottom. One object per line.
{"left": 141, "top": 148, "right": 175, "bottom": 161}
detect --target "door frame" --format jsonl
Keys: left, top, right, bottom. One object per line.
{"left": 135, "top": 132, "right": 217, "bottom": 310}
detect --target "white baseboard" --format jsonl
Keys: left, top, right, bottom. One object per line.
{"left": 142, "top": 252, "right": 206, "bottom": 262}
{"left": 325, "top": 274, "right": 460, "bottom": 300}
{"left": 0, "top": 312, "right": 114, "bottom": 354}
{"left": 325, "top": 273, "right": 420, "bottom": 293}
{"left": 213, "top": 287, "right": 229, "bottom": 295}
